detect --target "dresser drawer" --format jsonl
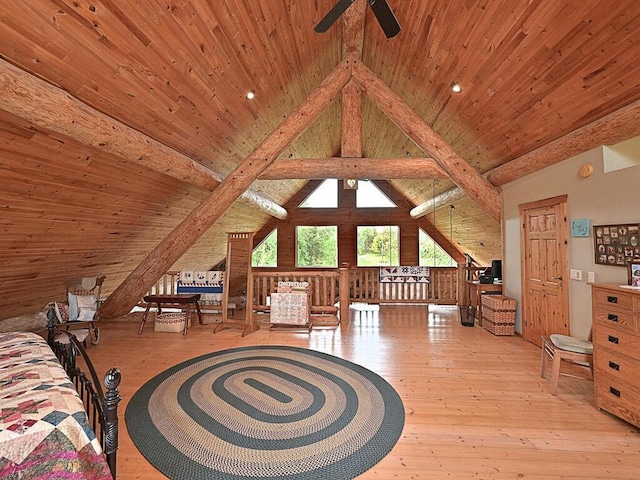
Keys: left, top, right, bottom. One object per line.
{"left": 592, "top": 287, "right": 635, "bottom": 311}
{"left": 593, "top": 324, "right": 640, "bottom": 359}
{"left": 595, "top": 372, "right": 640, "bottom": 428}
{"left": 594, "top": 352, "right": 640, "bottom": 389}
{"left": 593, "top": 307, "right": 636, "bottom": 332}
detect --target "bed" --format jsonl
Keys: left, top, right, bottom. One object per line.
{"left": 0, "top": 319, "right": 121, "bottom": 479}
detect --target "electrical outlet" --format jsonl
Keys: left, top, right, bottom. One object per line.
{"left": 588, "top": 271, "right": 595, "bottom": 283}
{"left": 570, "top": 269, "right": 583, "bottom": 281}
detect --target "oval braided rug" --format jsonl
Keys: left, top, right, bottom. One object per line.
{"left": 125, "top": 345, "right": 404, "bottom": 479}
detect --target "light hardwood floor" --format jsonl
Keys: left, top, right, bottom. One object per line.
{"left": 88, "top": 305, "right": 640, "bottom": 480}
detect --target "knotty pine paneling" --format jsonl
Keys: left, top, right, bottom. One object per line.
{"left": 2, "top": 0, "right": 640, "bottom": 319}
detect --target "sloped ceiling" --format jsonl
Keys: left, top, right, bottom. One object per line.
{"left": 1, "top": 1, "right": 640, "bottom": 320}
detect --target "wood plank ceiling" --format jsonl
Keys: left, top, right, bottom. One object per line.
{"left": 1, "top": 0, "right": 640, "bottom": 320}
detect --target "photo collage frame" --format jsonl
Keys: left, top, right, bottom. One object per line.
{"left": 593, "top": 223, "right": 640, "bottom": 267}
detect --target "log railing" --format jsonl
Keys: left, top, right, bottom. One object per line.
{"left": 252, "top": 269, "right": 340, "bottom": 316}
{"left": 145, "top": 270, "right": 180, "bottom": 297}
{"left": 144, "top": 265, "right": 485, "bottom": 321}
{"left": 349, "top": 266, "right": 458, "bottom": 304}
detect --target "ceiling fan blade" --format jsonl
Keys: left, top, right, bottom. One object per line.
{"left": 314, "top": 0, "right": 356, "bottom": 33}
{"left": 369, "top": 0, "right": 401, "bottom": 38}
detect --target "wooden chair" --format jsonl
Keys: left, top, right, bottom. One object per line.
{"left": 57, "top": 276, "right": 106, "bottom": 345}
{"left": 540, "top": 332, "right": 593, "bottom": 395}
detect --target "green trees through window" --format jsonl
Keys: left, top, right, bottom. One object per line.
{"left": 419, "top": 228, "right": 454, "bottom": 266}
{"left": 296, "top": 226, "right": 338, "bottom": 267}
{"left": 357, "top": 226, "right": 399, "bottom": 266}
{"left": 252, "top": 229, "right": 277, "bottom": 267}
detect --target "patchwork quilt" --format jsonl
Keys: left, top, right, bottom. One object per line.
{"left": 379, "top": 266, "right": 430, "bottom": 283}
{"left": 0, "top": 332, "right": 111, "bottom": 479}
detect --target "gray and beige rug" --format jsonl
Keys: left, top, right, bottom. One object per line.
{"left": 125, "top": 345, "right": 404, "bottom": 479}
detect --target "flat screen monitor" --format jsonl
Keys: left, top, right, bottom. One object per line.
{"left": 491, "top": 260, "right": 502, "bottom": 280}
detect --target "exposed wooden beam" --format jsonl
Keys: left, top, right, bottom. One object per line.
{"left": 0, "top": 58, "right": 287, "bottom": 220}
{"left": 411, "top": 98, "right": 640, "bottom": 218}
{"left": 487, "top": 98, "right": 640, "bottom": 186}
{"left": 341, "top": 81, "right": 363, "bottom": 157}
{"left": 100, "top": 59, "right": 353, "bottom": 318}
{"left": 410, "top": 187, "right": 467, "bottom": 218}
{"left": 342, "top": 0, "right": 366, "bottom": 58}
{"left": 351, "top": 60, "right": 502, "bottom": 223}
{"left": 260, "top": 157, "right": 447, "bottom": 179}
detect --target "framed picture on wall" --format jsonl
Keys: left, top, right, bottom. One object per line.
{"left": 594, "top": 223, "right": 640, "bottom": 266}
{"left": 628, "top": 260, "right": 640, "bottom": 287}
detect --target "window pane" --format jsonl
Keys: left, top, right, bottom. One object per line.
{"left": 252, "top": 229, "right": 277, "bottom": 267}
{"left": 296, "top": 226, "right": 338, "bottom": 267}
{"left": 356, "top": 180, "right": 396, "bottom": 208}
{"left": 357, "top": 226, "right": 399, "bottom": 266}
{"left": 299, "top": 179, "right": 338, "bottom": 208}
{"left": 419, "top": 229, "right": 454, "bottom": 266}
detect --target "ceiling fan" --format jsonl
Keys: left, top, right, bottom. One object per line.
{"left": 315, "top": 0, "right": 401, "bottom": 38}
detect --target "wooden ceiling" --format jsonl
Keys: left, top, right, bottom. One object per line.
{"left": 1, "top": 0, "right": 640, "bottom": 320}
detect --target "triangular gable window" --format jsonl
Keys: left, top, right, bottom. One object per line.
{"left": 356, "top": 180, "right": 396, "bottom": 208}
{"left": 299, "top": 179, "right": 338, "bottom": 208}
{"left": 419, "top": 228, "right": 454, "bottom": 266}
{"left": 252, "top": 229, "right": 277, "bottom": 267}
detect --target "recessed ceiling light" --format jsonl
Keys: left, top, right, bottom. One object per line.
{"left": 246, "top": 90, "right": 256, "bottom": 100}
{"left": 451, "top": 82, "right": 462, "bottom": 93}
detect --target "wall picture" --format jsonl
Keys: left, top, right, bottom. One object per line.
{"left": 594, "top": 223, "right": 640, "bottom": 266}
{"left": 629, "top": 260, "right": 640, "bottom": 287}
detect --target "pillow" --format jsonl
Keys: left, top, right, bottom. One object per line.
{"left": 54, "top": 302, "right": 70, "bottom": 323}
{"left": 68, "top": 294, "right": 97, "bottom": 322}
{"left": 77, "top": 308, "right": 96, "bottom": 321}
{"left": 68, "top": 293, "right": 79, "bottom": 321}
{"left": 77, "top": 294, "right": 98, "bottom": 310}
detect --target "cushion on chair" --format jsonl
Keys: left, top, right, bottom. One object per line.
{"left": 54, "top": 329, "right": 90, "bottom": 344}
{"left": 67, "top": 293, "right": 79, "bottom": 321}
{"left": 68, "top": 294, "right": 98, "bottom": 321}
{"left": 550, "top": 334, "right": 593, "bottom": 354}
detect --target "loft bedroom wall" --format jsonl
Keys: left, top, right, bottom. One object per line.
{"left": 503, "top": 141, "right": 640, "bottom": 340}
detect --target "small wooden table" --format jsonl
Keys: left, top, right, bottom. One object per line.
{"left": 466, "top": 281, "right": 502, "bottom": 326}
{"left": 139, "top": 294, "right": 203, "bottom": 335}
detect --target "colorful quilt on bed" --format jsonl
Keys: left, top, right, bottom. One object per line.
{"left": 0, "top": 332, "right": 112, "bottom": 479}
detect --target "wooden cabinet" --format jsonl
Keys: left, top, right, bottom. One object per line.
{"left": 591, "top": 283, "right": 640, "bottom": 428}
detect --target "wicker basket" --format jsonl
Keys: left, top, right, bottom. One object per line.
{"left": 481, "top": 295, "right": 516, "bottom": 335}
{"left": 154, "top": 312, "right": 191, "bottom": 333}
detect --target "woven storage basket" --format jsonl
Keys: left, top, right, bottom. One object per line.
{"left": 154, "top": 312, "right": 191, "bottom": 333}
{"left": 481, "top": 295, "right": 516, "bottom": 335}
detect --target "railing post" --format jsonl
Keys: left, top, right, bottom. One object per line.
{"left": 104, "top": 368, "right": 122, "bottom": 478}
{"left": 339, "top": 263, "right": 350, "bottom": 324}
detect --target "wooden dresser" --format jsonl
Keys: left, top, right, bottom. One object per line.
{"left": 591, "top": 283, "right": 640, "bottom": 428}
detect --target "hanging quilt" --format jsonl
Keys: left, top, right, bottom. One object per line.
{"left": 379, "top": 266, "right": 430, "bottom": 283}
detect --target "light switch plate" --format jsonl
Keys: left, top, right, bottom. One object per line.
{"left": 570, "top": 269, "right": 583, "bottom": 281}
{"left": 588, "top": 271, "right": 595, "bottom": 283}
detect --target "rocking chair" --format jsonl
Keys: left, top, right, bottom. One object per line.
{"left": 54, "top": 276, "right": 106, "bottom": 345}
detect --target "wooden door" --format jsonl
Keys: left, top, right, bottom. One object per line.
{"left": 520, "top": 196, "right": 569, "bottom": 347}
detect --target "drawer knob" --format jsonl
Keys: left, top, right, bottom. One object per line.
{"left": 608, "top": 335, "right": 619, "bottom": 344}
{"left": 610, "top": 387, "right": 621, "bottom": 398}
{"left": 608, "top": 361, "right": 620, "bottom": 371}
{"left": 607, "top": 313, "right": 619, "bottom": 322}
{"left": 606, "top": 295, "right": 618, "bottom": 304}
